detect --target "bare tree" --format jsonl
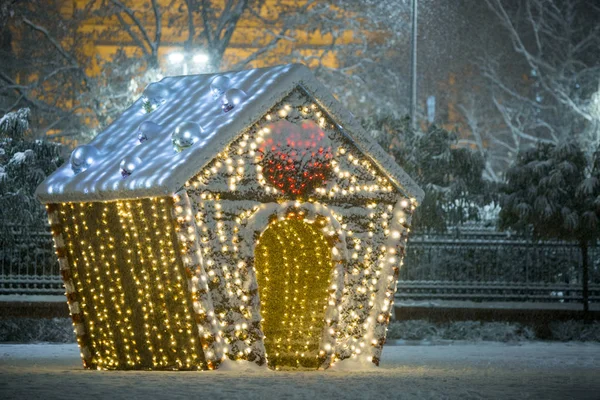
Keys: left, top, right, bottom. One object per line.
{"left": 0, "top": 1, "right": 91, "bottom": 140}
{"left": 98, "top": 0, "right": 413, "bottom": 119}
{"left": 1, "top": 0, "right": 319, "bottom": 140}
{"left": 457, "top": 91, "right": 504, "bottom": 182}
{"left": 313, "top": 0, "right": 412, "bottom": 118}
{"left": 482, "top": 0, "right": 600, "bottom": 155}
{"left": 1, "top": 0, "right": 416, "bottom": 142}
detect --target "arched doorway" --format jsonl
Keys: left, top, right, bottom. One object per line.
{"left": 254, "top": 218, "right": 334, "bottom": 370}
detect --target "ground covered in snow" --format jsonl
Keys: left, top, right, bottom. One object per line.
{"left": 1, "top": 342, "right": 599, "bottom": 399}
{"left": 4, "top": 317, "right": 600, "bottom": 343}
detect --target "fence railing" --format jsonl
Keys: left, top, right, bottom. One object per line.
{"left": 1, "top": 225, "right": 599, "bottom": 306}
{"left": 397, "top": 230, "right": 600, "bottom": 306}
{"left": 0, "top": 226, "right": 63, "bottom": 295}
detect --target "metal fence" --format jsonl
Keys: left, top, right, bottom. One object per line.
{"left": 398, "top": 228, "right": 600, "bottom": 306}
{"left": 1, "top": 225, "right": 599, "bottom": 306}
{"left": 0, "top": 226, "right": 63, "bottom": 295}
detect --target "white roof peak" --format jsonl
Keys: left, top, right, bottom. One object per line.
{"left": 36, "top": 64, "right": 423, "bottom": 204}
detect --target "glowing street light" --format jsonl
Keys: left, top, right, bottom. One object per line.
{"left": 167, "top": 51, "right": 209, "bottom": 75}
{"left": 193, "top": 52, "right": 209, "bottom": 65}
{"left": 168, "top": 52, "right": 185, "bottom": 64}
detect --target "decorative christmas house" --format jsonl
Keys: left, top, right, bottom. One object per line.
{"left": 36, "top": 64, "right": 423, "bottom": 371}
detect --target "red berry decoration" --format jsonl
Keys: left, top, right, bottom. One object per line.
{"left": 259, "top": 119, "right": 333, "bottom": 196}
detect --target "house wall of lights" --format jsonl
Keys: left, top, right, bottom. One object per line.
{"left": 37, "top": 64, "right": 423, "bottom": 371}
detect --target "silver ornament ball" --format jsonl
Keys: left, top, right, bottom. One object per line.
{"left": 120, "top": 155, "right": 142, "bottom": 177}
{"left": 172, "top": 121, "right": 204, "bottom": 152}
{"left": 210, "top": 75, "right": 232, "bottom": 98}
{"left": 138, "top": 121, "right": 163, "bottom": 143}
{"left": 221, "top": 88, "right": 247, "bottom": 113}
{"left": 142, "top": 81, "right": 170, "bottom": 111}
{"left": 70, "top": 145, "right": 100, "bottom": 174}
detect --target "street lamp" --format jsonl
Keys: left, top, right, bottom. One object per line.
{"left": 168, "top": 51, "right": 210, "bottom": 75}
{"left": 168, "top": 52, "right": 185, "bottom": 64}
{"left": 410, "top": 0, "right": 418, "bottom": 131}
{"left": 193, "top": 53, "right": 209, "bottom": 65}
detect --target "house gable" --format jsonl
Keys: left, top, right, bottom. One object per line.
{"left": 185, "top": 88, "right": 404, "bottom": 205}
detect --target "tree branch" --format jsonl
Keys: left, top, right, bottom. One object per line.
{"left": 114, "top": 11, "right": 150, "bottom": 56}
{"left": 110, "top": 0, "right": 155, "bottom": 54}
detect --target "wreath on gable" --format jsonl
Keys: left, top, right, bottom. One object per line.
{"left": 258, "top": 120, "right": 333, "bottom": 196}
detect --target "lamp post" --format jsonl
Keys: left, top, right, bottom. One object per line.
{"left": 410, "top": 0, "right": 418, "bottom": 131}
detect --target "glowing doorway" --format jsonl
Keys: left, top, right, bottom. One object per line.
{"left": 255, "top": 218, "right": 333, "bottom": 369}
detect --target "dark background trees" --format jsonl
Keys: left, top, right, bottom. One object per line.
{"left": 366, "top": 115, "right": 492, "bottom": 233}
{"left": 499, "top": 141, "right": 600, "bottom": 313}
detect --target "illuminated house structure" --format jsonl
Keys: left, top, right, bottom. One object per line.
{"left": 36, "top": 64, "right": 423, "bottom": 371}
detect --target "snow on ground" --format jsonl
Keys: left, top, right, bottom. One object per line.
{"left": 0, "top": 342, "right": 599, "bottom": 399}
{"left": 0, "top": 295, "right": 65, "bottom": 303}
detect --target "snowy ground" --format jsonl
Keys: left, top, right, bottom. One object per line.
{"left": 1, "top": 343, "right": 599, "bottom": 399}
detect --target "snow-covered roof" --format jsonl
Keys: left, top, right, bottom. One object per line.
{"left": 36, "top": 64, "right": 424, "bottom": 204}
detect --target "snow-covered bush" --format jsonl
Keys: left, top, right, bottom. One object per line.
{"left": 387, "top": 320, "right": 439, "bottom": 341}
{"left": 471, "top": 321, "right": 534, "bottom": 342}
{"left": 441, "top": 321, "right": 487, "bottom": 341}
{"left": 387, "top": 320, "right": 536, "bottom": 342}
{"left": 366, "top": 115, "right": 491, "bottom": 232}
{"left": 1, "top": 109, "right": 63, "bottom": 276}
{"left": 0, "top": 108, "right": 62, "bottom": 230}
{"left": 549, "top": 320, "right": 600, "bottom": 342}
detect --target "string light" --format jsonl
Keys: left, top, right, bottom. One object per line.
{"left": 53, "top": 198, "right": 204, "bottom": 370}
{"left": 255, "top": 217, "right": 332, "bottom": 370}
